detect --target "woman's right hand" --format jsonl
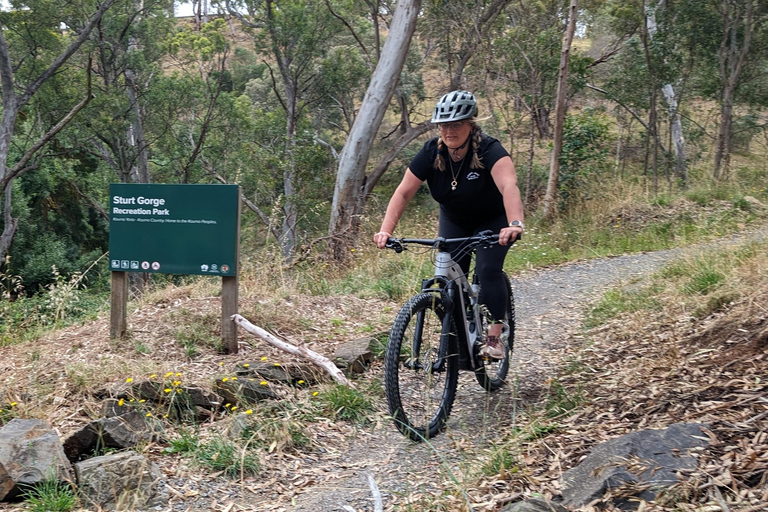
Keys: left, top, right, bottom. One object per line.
{"left": 373, "top": 231, "right": 391, "bottom": 249}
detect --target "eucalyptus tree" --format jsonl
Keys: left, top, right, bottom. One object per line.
{"left": 709, "top": 0, "right": 766, "bottom": 179}
{"left": 0, "top": 0, "right": 116, "bottom": 264}
{"left": 328, "top": 0, "right": 514, "bottom": 256}
{"left": 328, "top": 0, "right": 422, "bottom": 257}
{"left": 75, "top": 0, "right": 176, "bottom": 185}
{"left": 222, "top": 0, "right": 351, "bottom": 259}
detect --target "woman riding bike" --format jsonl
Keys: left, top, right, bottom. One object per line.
{"left": 373, "top": 90, "right": 524, "bottom": 359}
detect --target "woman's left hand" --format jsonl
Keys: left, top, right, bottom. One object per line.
{"left": 499, "top": 226, "right": 522, "bottom": 246}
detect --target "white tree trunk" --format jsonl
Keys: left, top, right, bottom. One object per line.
{"left": 647, "top": 0, "right": 687, "bottom": 182}
{"left": 328, "top": 0, "right": 421, "bottom": 250}
{"left": 542, "top": 0, "right": 578, "bottom": 220}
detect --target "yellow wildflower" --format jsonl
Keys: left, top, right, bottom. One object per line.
{"left": 312, "top": 392, "right": 319, "bottom": 397}
{"left": 164, "top": 388, "right": 172, "bottom": 393}
{"left": 243, "top": 363, "right": 250, "bottom": 368}
{"left": 222, "top": 377, "right": 229, "bottom": 382}
{"left": 118, "top": 399, "right": 124, "bottom": 407}
{"left": 126, "top": 378, "right": 134, "bottom": 383}
{"left": 231, "top": 406, "right": 238, "bottom": 411}
{"left": 298, "top": 380, "right": 305, "bottom": 385}
{"left": 260, "top": 381, "right": 268, "bottom": 386}
{"left": 245, "top": 410, "right": 253, "bottom": 415}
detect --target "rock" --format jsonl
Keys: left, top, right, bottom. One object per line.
{"left": 333, "top": 337, "right": 375, "bottom": 373}
{"left": 75, "top": 451, "right": 167, "bottom": 511}
{"left": 62, "top": 412, "right": 157, "bottom": 462}
{"left": 501, "top": 498, "right": 569, "bottom": 512}
{"left": 743, "top": 196, "right": 765, "bottom": 210}
{"left": 226, "top": 413, "right": 252, "bottom": 439}
{"left": 102, "top": 398, "right": 131, "bottom": 418}
{"left": 0, "top": 419, "right": 73, "bottom": 501}
{"left": 560, "top": 422, "right": 710, "bottom": 509}
{"left": 215, "top": 377, "right": 279, "bottom": 405}
{"left": 236, "top": 361, "right": 322, "bottom": 385}
{"left": 184, "top": 385, "right": 223, "bottom": 409}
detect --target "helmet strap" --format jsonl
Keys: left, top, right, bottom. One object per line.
{"left": 449, "top": 129, "right": 471, "bottom": 160}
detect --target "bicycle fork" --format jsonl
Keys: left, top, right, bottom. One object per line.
{"left": 406, "top": 288, "right": 455, "bottom": 374}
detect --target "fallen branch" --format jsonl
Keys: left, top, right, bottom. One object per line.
{"left": 232, "top": 314, "right": 353, "bottom": 387}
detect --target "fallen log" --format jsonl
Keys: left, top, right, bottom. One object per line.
{"left": 232, "top": 314, "right": 353, "bottom": 387}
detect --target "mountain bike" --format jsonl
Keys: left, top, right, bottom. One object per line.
{"left": 383, "top": 231, "right": 515, "bottom": 441}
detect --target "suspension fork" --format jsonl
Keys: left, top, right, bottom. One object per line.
{"left": 408, "top": 281, "right": 455, "bottom": 373}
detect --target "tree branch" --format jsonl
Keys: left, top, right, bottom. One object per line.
{"left": 19, "top": 0, "right": 116, "bottom": 106}
{"left": 1, "top": 62, "right": 95, "bottom": 191}
{"left": 232, "top": 314, "right": 353, "bottom": 387}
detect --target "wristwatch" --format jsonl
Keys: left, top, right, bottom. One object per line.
{"left": 509, "top": 220, "right": 525, "bottom": 230}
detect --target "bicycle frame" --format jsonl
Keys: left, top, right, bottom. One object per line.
{"left": 397, "top": 237, "right": 491, "bottom": 372}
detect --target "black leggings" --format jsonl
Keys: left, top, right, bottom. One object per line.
{"left": 438, "top": 212, "right": 512, "bottom": 321}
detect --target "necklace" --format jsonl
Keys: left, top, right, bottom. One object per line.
{"left": 448, "top": 153, "right": 464, "bottom": 191}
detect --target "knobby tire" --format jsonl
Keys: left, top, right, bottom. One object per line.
{"left": 384, "top": 292, "right": 459, "bottom": 442}
{"left": 475, "top": 272, "right": 515, "bottom": 391}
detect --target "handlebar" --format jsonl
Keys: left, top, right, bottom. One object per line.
{"left": 385, "top": 230, "right": 500, "bottom": 253}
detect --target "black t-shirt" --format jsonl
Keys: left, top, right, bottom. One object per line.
{"left": 409, "top": 134, "right": 509, "bottom": 228}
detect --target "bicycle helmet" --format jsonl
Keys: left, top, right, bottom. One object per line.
{"left": 431, "top": 90, "right": 478, "bottom": 123}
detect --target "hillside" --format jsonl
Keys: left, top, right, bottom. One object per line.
{"left": 0, "top": 215, "right": 766, "bottom": 511}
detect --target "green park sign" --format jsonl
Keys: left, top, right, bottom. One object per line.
{"left": 109, "top": 183, "right": 240, "bottom": 276}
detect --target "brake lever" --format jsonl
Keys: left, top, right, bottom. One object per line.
{"left": 385, "top": 238, "right": 404, "bottom": 253}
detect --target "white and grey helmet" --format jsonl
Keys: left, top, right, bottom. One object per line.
{"left": 431, "top": 90, "right": 478, "bottom": 123}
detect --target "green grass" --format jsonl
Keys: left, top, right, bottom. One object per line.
{"left": 21, "top": 478, "right": 78, "bottom": 512}
{"left": 544, "top": 379, "right": 584, "bottom": 418}
{"left": 194, "top": 436, "right": 260, "bottom": 478}
{"left": 481, "top": 445, "right": 520, "bottom": 477}
{"left": 585, "top": 285, "right": 664, "bottom": 328}
{"left": 317, "top": 384, "right": 373, "bottom": 423}
{"left": 164, "top": 428, "right": 199, "bottom": 454}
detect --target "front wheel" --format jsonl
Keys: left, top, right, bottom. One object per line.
{"left": 384, "top": 292, "right": 459, "bottom": 442}
{"left": 475, "top": 272, "right": 515, "bottom": 391}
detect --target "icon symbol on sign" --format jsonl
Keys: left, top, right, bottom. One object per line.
{"left": 141, "top": 261, "right": 150, "bottom": 270}
{"left": 151, "top": 262, "right": 160, "bottom": 270}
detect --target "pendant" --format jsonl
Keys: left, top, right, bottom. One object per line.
{"left": 451, "top": 179, "right": 457, "bottom": 191}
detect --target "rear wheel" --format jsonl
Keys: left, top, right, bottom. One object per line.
{"left": 475, "top": 272, "right": 515, "bottom": 391}
{"left": 384, "top": 292, "right": 459, "bottom": 441}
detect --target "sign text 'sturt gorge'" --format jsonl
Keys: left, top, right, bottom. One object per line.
{"left": 109, "top": 184, "right": 240, "bottom": 276}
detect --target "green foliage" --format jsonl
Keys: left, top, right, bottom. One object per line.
{"left": 544, "top": 379, "right": 583, "bottom": 418}
{"left": 482, "top": 445, "right": 519, "bottom": 477}
{"left": 558, "top": 109, "right": 611, "bottom": 211}
{"left": 164, "top": 428, "right": 199, "bottom": 454}
{"left": 20, "top": 477, "right": 78, "bottom": 512}
{"left": 317, "top": 384, "right": 373, "bottom": 423}
{"left": 194, "top": 436, "right": 260, "bottom": 478}
{"left": 585, "top": 285, "right": 664, "bottom": 328}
